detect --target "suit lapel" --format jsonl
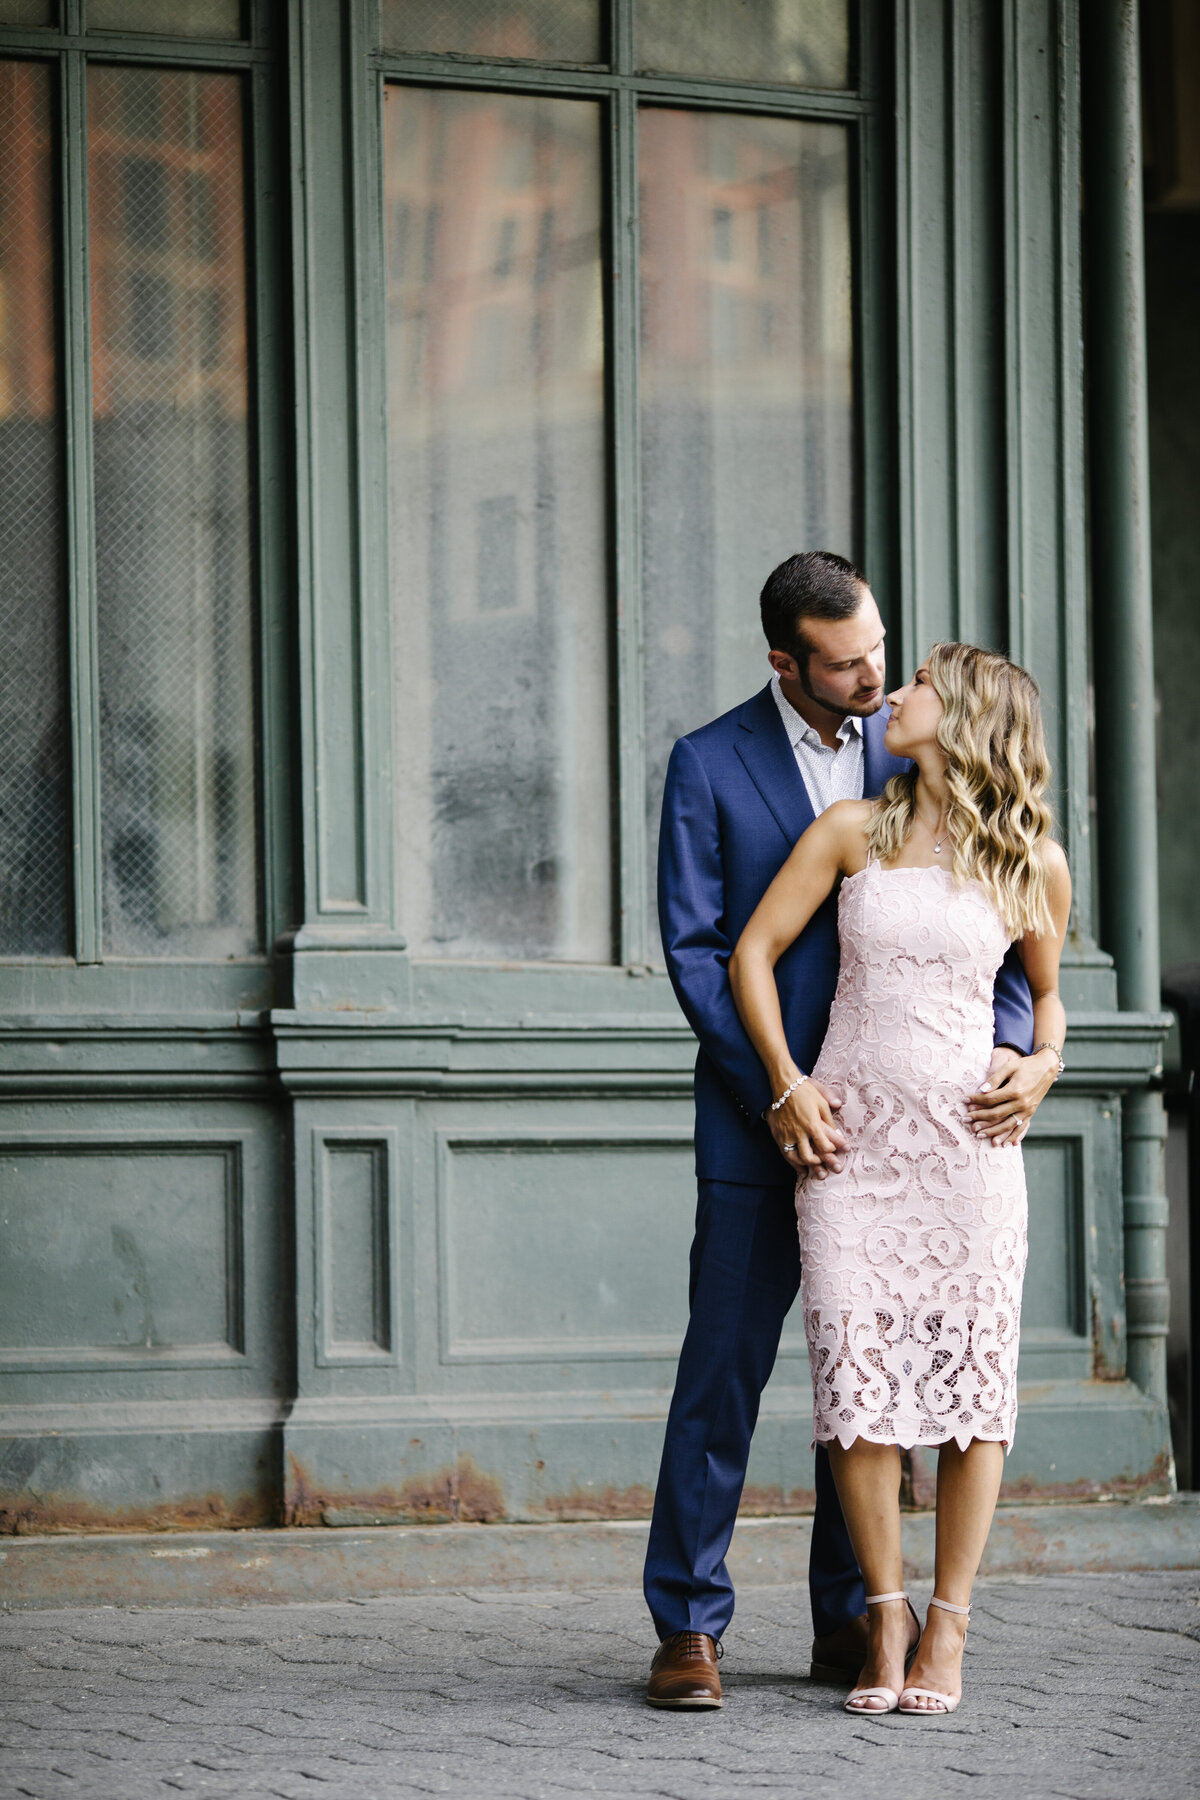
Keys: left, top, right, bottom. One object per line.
{"left": 734, "top": 683, "right": 815, "bottom": 848}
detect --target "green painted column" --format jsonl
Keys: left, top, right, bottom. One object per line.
{"left": 1083, "top": 0, "right": 1169, "bottom": 1406}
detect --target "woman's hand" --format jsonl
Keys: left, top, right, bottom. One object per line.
{"left": 767, "top": 1077, "right": 847, "bottom": 1175}
{"left": 966, "top": 1046, "right": 1058, "bottom": 1147}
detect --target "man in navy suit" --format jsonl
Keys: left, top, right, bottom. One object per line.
{"left": 644, "top": 552, "right": 1041, "bottom": 1709}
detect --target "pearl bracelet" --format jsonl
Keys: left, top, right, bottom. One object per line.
{"left": 770, "top": 1073, "right": 808, "bottom": 1111}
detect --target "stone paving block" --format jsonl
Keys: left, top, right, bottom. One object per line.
{"left": 2, "top": 1574, "right": 1198, "bottom": 1800}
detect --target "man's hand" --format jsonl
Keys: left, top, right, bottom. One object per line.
{"left": 768, "top": 1078, "right": 847, "bottom": 1177}
{"left": 966, "top": 1046, "right": 1058, "bottom": 1147}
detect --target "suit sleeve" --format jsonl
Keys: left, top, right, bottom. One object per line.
{"left": 657, "top": 736, "right": 775, "bottom": 1120}
{"left": 992, "top": 941, "right": 1034, "bottom": 1054}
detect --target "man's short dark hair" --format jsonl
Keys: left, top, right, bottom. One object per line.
{"left": 759, "top": 551, "right": 868, "bottom": 661}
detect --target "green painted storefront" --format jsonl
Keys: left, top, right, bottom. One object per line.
{"left": 0, "top": 0, "right": 1179, "bottom": 1534}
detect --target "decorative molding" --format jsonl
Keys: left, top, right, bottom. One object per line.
{"left": 0, "top": 1132, "right": 247, "bottom": 1372}
{"left": 434, "top": 1128, "right": 694, "bottom": 1363}
{"left": 313, "top": 1127, "right": 399, "bottom": 1366}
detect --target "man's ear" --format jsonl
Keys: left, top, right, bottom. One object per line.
{"left": 768, "top": 648, "right": 801, "bottom": 682}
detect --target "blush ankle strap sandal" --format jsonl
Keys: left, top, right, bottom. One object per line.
{"left": 898, "top": 1595, "right": 971, "bottom": 1715}
{"left": 844, "top": 1592, "right": 910, "bottom": 1715}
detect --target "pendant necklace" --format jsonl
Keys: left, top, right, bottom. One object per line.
{"left": 919, "top": 805, "right": 949, "bottom": 854}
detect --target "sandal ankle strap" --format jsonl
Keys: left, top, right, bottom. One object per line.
{"left": 928, "top": 1595, "right": 971, "bottom": 1617}
{"left": 864, "top": 1591, "right": 907, "bottom": 1605}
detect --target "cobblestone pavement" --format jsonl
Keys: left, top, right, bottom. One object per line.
{"left": 1, "top": 1573, "right": 1198, "bottom": 1800}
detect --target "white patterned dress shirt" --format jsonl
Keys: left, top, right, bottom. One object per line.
{"left": 769, "top": 672, "right": 865, "bottom": 816}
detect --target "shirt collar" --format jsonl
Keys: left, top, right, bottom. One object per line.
{"left": 770, "top": 672, "right": 863, "bottom": 750}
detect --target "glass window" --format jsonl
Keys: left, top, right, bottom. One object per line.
{"left": 385, "top": 86, "right": 612, "bottom": 961}
{"left": 0, "top": 59, "right": 71, "bottom": 954}
{"left": 88, "top": 0, "right": 244, "bottom": 37}
{"left": 381, "top": 0, "right": 600, "bottom": 64}
{"left": 638, "top": 109, "right": 855, "bottom": 953}
{"left": 636, "top": 0, "right": 849, "bottom": 88}
{"left": 0, "top": 2, "right": 54, "bottom": 23}
{"left": 89, "top": 67, "right": 260, "bottom": 956}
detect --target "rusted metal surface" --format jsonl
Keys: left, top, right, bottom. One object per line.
{"left": 284, "top": 1455, "right": 505, "bottom": 1528}
{"left": 2, "top": 1499, "right": 1197, "bottom": 1611}
{"left": 535, "top": 1484, "right": 655, "bottom": 1522}
{"left": 0, "top": 1487, "right": 277, "bottom": 1537}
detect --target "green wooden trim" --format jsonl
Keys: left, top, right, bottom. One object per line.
{"left": 842, "top": 0, "right": 891, "bottom": 613}
{"left": 285, "top": 0, "right": 321, "bottom": 929}
{"left": 855, "top": 97, "right": 892, "bottom": 624}
{"left": 248, "top": 25, "right": 294, "bottom": 952}
{"left": 60, "top": 46, "right": 102, "bottom": 964}
{"left": 287, "top": 0, "right": 367, "bottom": 920}
{"left": 609, "top": 0, "right": 629, "bottom": 78}
{"left": 0, "top": 27, "right": 265, "bottom": 63}
{"left": 1053, "top": 0, "right": 1095, "bottom": 944}
{"left": 348, "top": 0, "right": 396, "bottom": 932}
{"left": 1001, "top": 0, "right": 1027, "bottom": 668}
{"left": 371, "top": 59, "right": 873, "bottom": 119}
{"left": 609, "top": 85, "right": 646, "bottom": 967}
{"left": 892, "top": 2, "right": 918, "bottom": 667}
{"left": 948, "top": 2, "right": 976, "bottom": 646}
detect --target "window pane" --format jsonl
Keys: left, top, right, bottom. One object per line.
{"left": 0, "top": 2, "right": 55, "bottom": 25}
{"left": 381, "top": 0, "right": 599, "bottom": 64}
{"left": 88, "top": 0, "right": 243, "bottom": 37}
{"left": 636, "top": 0, "right": 849, "bottom": 88}
{"left": 385, "top": 87, "right": 611, "bottom": 961}
{"left": 89, "top": 67, "right": 260, "bottom": 956}
{"left": 0, "top": 60, "right": 71, "bottom": 955}
{"left": 639, "top": 110, "right": 855, "bottom": 956}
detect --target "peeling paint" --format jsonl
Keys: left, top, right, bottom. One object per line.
{"left": 536, "top": 1484, "right": 655, "bottom": 1522}
{"left": 284, "top": 1455, "right": 505, "bottom": 1527}
{"left": 999, "top": 1452, "right": 1173, "bottom": 1504}
{"left": 737, "top": 1484, "right": 817, "bottom": 1517}
{"left": 0, "top": 1489, "right": 276, "bottom": 1537}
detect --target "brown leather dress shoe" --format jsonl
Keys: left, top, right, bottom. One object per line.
{"left": 646, "top": 1630, "right": 723, "bottom": 1709}
{"left": 810, "top": 1600, "right": 920, "bottom": 1686}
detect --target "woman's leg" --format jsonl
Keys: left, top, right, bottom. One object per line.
{"left": 903, "top": 1438, "right": 1005, "bottom": 1711}
{"left": 826, "top": 1440, "right": 908, "bottom": 1709}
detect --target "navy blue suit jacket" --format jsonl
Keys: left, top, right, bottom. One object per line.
{"left": 658, "top": 682, "right": 1035, "bottom": 1186}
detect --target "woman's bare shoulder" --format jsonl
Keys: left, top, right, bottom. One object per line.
{"left": 818, "top": 798, "right": 874, "bottom": 872}
{"left": 1038, "top": 836, "right": 1071, "bottom": 888}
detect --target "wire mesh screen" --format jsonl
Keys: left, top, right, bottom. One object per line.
{"left": 0, "top": 61, "right": 72, "bottom": 956}
{"left": 89, "top": 66, "right": 260, "bottom": 957}
{"left": 88, "top": 0, "right": 244, "bottom": 37}
{"left": 381, "top": 0, "right": 599, "bottom": 64}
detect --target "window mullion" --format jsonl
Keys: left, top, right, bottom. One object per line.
{"left": 609, "top": 81, "right": 647, "bottom": 967}
{"left": 60, "top": 44, "right": 103, "bottom": 964}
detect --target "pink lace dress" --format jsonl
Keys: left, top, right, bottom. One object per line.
{"left": 798, "top": 861, "right": 1028, "bottom": 1452}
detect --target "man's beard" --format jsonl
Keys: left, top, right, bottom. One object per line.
{"left": 797, "top": 659, "right": 885, "bottom": 719}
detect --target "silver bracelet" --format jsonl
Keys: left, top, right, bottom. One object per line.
{"left": 770, "top": 1073, "right": 808, "bottom": 1111}
{"left": 1032, "top": 1041, "right": 1065, "bottom": 1080}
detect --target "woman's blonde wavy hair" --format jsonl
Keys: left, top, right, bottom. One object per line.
{"left": 866, "top": 641, "right": 1056, "bottom": 938}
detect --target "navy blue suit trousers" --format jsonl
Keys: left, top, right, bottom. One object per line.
{"left": 643, "top": 1177, "right": 863, "bottom": 1641}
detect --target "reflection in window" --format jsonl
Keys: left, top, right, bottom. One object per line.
{"left": 385, "top": 86, "right": 611, "bottom": 962}
{"left": 0, "top": 60, "right": 71, "bottom": 954}
{"left": 89, "top": 67, "right": 260, "bottom": 956}
{"left": 381, "top": 0, "right": 600, "bottom": 65}
{"left": 636, "top": 0, "right": 849, "bottom": 88}
{"left": 639, "top": 109, "right": 855, "bottom": 957}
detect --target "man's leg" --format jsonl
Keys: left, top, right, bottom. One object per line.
{"left": 644, "top": 1178, "right": 806, "bottom": 1641}
{"left": 809, "top": 1441, "right": 868, "bottom": 1636}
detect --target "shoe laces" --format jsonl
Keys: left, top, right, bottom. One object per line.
{"left": 672, "top": 1630, "right": 722, "bottom": 1660}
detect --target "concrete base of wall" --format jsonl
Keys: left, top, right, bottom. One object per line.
{"left": 2, "top": 1495, "right": 1198, "bottom": 1611}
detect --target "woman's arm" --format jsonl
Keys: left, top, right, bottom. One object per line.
{"left": 729, "top": 800, "right": 866, "bottom": 1171}
{"left": 980, "top": 843, "right": 1072, "bottom": 1147}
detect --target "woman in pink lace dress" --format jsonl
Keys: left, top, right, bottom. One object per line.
{"left": 731, "top": 643, "right": 1071, "bottom": 1718}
